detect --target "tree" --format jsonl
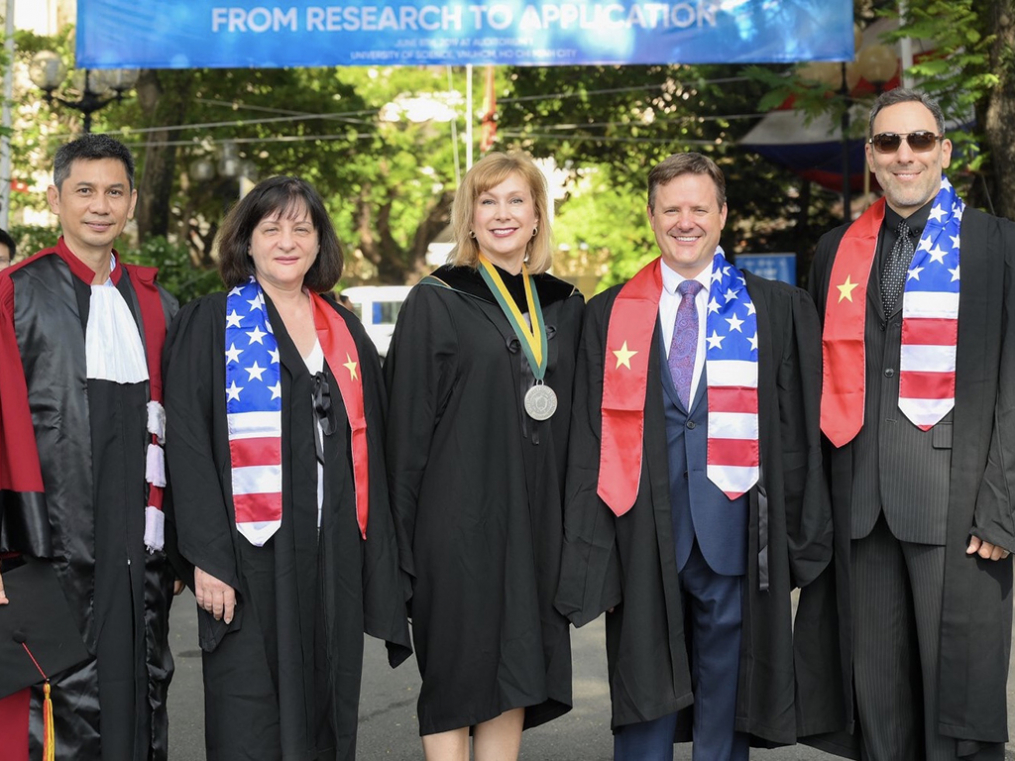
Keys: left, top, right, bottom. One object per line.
{"left": 980, "top": 2, "right": 1015, "bottom": 220}
{"left": 16, "top": 54, "right": 470, "bottom": 289}
{"left": 11, "top": 27, "right": 855, "bottom": 292}
{"left": 747, "top": 0, "right": 1015, "bottom": 221}
{"left": 133, "top": 69, "right": 196, "bottom": 242}
{"left": 859, "top": 0, "right": 1015, "bottom": 219}
{"left": 17, "top": 2, "right": 1015, "bottom": 298}
{"left": 115, "top": 65, "right": 468, "bottom": 285}
{"left": 498, "top": 64, "right": 842, "bottom": 288}
{"left": 881, "top": 0, "right": 1000, "bottom": 209}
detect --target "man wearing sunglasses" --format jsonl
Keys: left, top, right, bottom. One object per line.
{"left": 797, "top": 88, "right": 1014, "bottom": 761}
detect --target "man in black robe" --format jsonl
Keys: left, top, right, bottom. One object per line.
{"left": 555, "top": 152, "right": 830, "bottom": 759}
{"left": 797, "top": 88, "right": 1015, "bottom": 760}
{"left": 0, "top": 134, "right": 177, "bottom": 761}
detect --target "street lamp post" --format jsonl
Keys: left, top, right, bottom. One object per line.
{"left": 189, "top": 142, "right": 258, "bottom": 208}
{"left": 29, "top": 51, "right": 138, "bottom": 134}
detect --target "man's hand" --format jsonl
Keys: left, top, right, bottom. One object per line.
{"left": 194, "top": 567, "right": 235, "bottom": 624}
{"left": 0, "top": 569, "right": 6, "bottom": 605}
{"left": 967, "top": 535, "right": 1011, "bottom": 562}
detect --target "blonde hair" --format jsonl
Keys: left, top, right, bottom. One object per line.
{"left": 448, "top": 151, "right": 553, "bottom": 274}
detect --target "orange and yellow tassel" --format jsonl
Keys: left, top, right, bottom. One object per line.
{"left": 41, "top": 681, "right": 54, "bottom": 761}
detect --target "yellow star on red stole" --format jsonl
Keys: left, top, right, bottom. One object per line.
{"left": 612, "top": 341, "right": 637, "bottom": 369}
{"left": 343, "top": 353, "right": 358, "bottom": 380}
{"left": 837, "top": 275, "right": 859, "bottom": 303}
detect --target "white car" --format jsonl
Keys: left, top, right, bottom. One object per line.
{"left": 340, "top": 285, "right": 412, "bottom": 359}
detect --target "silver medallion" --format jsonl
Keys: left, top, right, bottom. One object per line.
{"left": 524, "top": 383, "right": 557, "bottom": 421}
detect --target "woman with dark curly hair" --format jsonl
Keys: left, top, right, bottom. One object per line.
{"left": 163, "top": 176, "right": 410, "bottom": 761}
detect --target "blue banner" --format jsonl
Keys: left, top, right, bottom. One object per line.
{"left": 736, "top": 253, "right": 797, "bottom": 286}
{"left": 77, "top": 1, "right": 853, "bottom": 69}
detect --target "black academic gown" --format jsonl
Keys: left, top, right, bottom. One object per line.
{"left": 163, "top": 292, "right": 411, "bottom": 761}
{"left": 797, "top": 206, "right": 1015, "bottom": 757}
{"left": 0, "top": 247, "right": 178, "bottom": 761}
{"left": 555, "top": 272, "right": 831, "bottom": 746}
{"left": 385, "top": 265, "right": 583, "bottom": 735}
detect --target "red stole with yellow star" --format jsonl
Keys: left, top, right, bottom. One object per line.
{"left": 820, "top": 198, "right": 883, "bottom": 447}
{"left": 597, "top": 259, "right": 662, "bottom": 516}
{"left": 311, "top": 292, "right": 370, "bottom": 539}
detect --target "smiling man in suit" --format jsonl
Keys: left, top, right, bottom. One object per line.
{"left": 797, "top": 87, "right": 1015, "bottom": 761}
{"left": 556, "top": 152, "right": 831, "bottom": 760}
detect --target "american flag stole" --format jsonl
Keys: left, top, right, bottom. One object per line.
{"left": 703, "top": 249, "right": 760, "bottom": 499}
{"left": 225, "top": 278, "right": 283, "bottom": 546}
{"left": 898, "top": 178, "right": 962, "bottom": 429}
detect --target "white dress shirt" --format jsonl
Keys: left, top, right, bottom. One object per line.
{"left": 659, "top": 259, "right": 713, "bottom": 405}
{"left": 303, "top": 339, "right": 325, "bottom": 528}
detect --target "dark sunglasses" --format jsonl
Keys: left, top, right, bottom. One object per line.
{"left": 868, "top": 131, "right": 944, "bottom": 154}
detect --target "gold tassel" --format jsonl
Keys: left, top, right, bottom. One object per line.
{"left": 42, "top": 681, "right": 54, "bottom": 761}
{"left": 18, "top": 641, "right": 56, "bottom": 761}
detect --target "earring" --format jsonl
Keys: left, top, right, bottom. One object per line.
{"left": 532, "top": 227, "right": 538, "bottom": 238}
{"left": 469, "top": 230, "right": 476, "bottom": 239}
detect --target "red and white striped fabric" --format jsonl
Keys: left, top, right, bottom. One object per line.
{"left": 226, "top": 278, "right": 283, "bottom": 546}
{"left": 899, "top": 308, "right": 959, "bottom": 427}
{"left": 703, "top": 252, "right": 759, "bottom": 499}
{"left": 228, "top": 411, "right": 283, "bottom": 545}
{"left": 707, "top": 366, "right": 760, "bottom": 499}
{"left": 897, "top": 178, "right": 962, "bottom": 429}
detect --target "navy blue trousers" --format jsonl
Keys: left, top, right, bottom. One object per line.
{"left": 614, "top": 542, "right": 749, "bottom": 761}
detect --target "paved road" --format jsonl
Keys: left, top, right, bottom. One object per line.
{"left": 167, "top": 589, "right": 1015, "bottom": 759}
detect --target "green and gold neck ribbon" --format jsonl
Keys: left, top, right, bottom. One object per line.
{"left": 477, "top": 254, "right": 547, "bottom": 381}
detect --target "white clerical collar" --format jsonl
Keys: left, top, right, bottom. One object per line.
{"left": 85, "top": 278, "right": 149, "bottom": 384}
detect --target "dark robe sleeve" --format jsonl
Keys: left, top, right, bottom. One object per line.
{"left": 0, "top": 274, "right": 50, "bottom": 557}
{"left": 163, "top": 296, "right": 241, "bottom": 591}
{"left": 158, "top": 285, "right": 179, "bottom": 324}
{"left": 554, "top": 294, "right": 623, "bottom": 627}
{"left": 383, "top": 284, "right": 459, "bottom": 603}
{"left": 970, "top": 218, "right": 1015, "bottom": 551}
{"left": 346, "top": 311, "right": 413, "bottom": 666}
{"left": 807, "top": 226, "right": 848, "bottom": 321}
{"left": 794, "top": 229, "right": 864, "bottom": 740}
{"left": 778, "top": 287, "right": 832, "bottom": 588}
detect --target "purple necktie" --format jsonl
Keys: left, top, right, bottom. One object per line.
{"left": 668, "top": 279, "right": 703, "bottom": 409}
